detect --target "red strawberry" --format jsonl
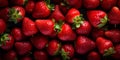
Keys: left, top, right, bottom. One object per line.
{"left": 75, "top": 36, "right": 96, "bottom": 54}
{"left": 101, "top": 0, "right": 117, "bottom": 10}
{"left": 3, "top": 50, "right": 17, "bottom": 60}
{"left": 105, "top": 29, "right": 120, "bottom": 43}
{"left": 83, "top": 0, "right": 100, "bottom": 9}
{"left": 11, "top": 27, "right": 24, "bottom": 41}
{"left": 61, "top": 44, "right": 74, "bottom": 60}
{"left": 0, "top": 34, "right": 14, "bottom": 50}
{"left": 11, "top": 0, "right": 28, "bottom": 6}
{"left": 32, "top": 1, "right": 51, "bottom": 18}
{"left": 25, "top": 1, "right": 35, "bottom": 13}
{"left": 47, "top": 40, "right": 60, "bottom": 56}
{"left": 50, "top": 5, "right": 65, "bottom": 21}
{"left": 0, "top": 19, "right": 6, "bottom": 34}
{"left": 34, "top": 51, "right": 48, "bottom": 60}
{"left": 87, "top": 51, "right": 101, "bottom": 60}
{"left": 15, "top": 42, "right": 32, "bottom": 55}
{"left": 22, "top": 17, "right": 38, "bottom": 36}
{"left": 0, "top": 0, "right": 8, "bottom": 7}
{"left": 96, "top": 37, "right": 115, "bottom": 56}
{"left": 20, "top": 56, "right": 32, "bottom": 60}
{"left": 118, "top": 0, "right": 120, "bottom": 8}
{"left": 59, "top": 3, "right": 69, "bottom": 15}
{"left": 87, "top": 10, "right": 108, "bottom": 28}
{"left": 76, "top": 21, "right": 92, "bottom": 35}
{"left": 112, "top": 44, "right": 120, "bottom": 60}
{"left": 108, "top": 7, "right": 120, "bottom": 24}
{"left": 31, "top": 35, "right": 48, "bottom": 50}
{"left": 0, "top": 8, "right": 9, "bottom": 21}
{"left": 35, "top": 19, "right": 54, "bottom": 36}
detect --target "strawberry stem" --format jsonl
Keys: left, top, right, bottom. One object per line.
{"left": 0, "top": 34, "right": 9, "bottom": 46}
{"left": 103, "top": 47, "right": 116, "bottom": 56}
{"left": 54, "top": 20, "right": 64, "bottom": 33}
{"left": 98, "top": 15, "right": 108, "bottom": 28}
{"left": 61, "top": 49, "right": 70, "bottom": 60}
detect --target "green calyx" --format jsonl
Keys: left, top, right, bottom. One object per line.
{"left": 98, "top": 16, "right": 108, "bottom": 28}
{"left": 61, "top": 49, "right": 70, "bottom": 60}
{"left": 54, "top": 44, "right": 61, "bottom": 56}
{"left": 103, "top": 47, "right": 116, "bottom": 56}
{"left": 45, "top": 0, "right": 54, "bottom": 11}
{"left": 0, "top": 34, "right": 9, "bottom": 46}
{"left": 54, "top": 20, "right": 64, "bottom": 33}
{"left": 72, "top": 15, "right": 84, "bottom": 29}
{"left": 9, "top": 8, "right": 22, "bottom": 24}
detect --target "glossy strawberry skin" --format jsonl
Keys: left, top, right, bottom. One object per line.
{"left": 22, "top": 17, "right": 38, "bottom": 36}
{"left": 0, "top": 19, "right": 6, "bottom": 34}
{"left": 0, "top": 0, "right": 8, "bottom": 7}
{"left": 34, "top": 51, "right": 48, "bottom": 60}
{"left": 112, "top": 44, "right": 120, "bottom": 60}
{"left": 25, "top": 1, "right": 35, "bottom": 13}
{"left": 31, "top": 36, "right": 48, "bottom": 50}
{"left": 87, "top": 51, "right": 101, "bottom": 60}
{"left": 75, "top": 36, "right": 96, "bottom": 54}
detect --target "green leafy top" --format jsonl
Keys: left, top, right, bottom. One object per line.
{"left": 45, "top": 0, "right": 54, "bottom": 11}
{"left": 54, "top": 20, "right": 64, "bottom": 33}
{"left": 0, "top": 34, "right": 9, "bottom": 46}
{"left": 98, "top": 16, "right": 108, "bottom": 28}
{"left": 61, "top": 49, "right": 70, "bottom": 60}
{"left": 103, "top": 47, "right": 116, "bottom": 56}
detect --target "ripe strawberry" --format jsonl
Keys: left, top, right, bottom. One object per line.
{"left": 0, "top": 19, "right": 6, "bottom": 34}
{"left": 20, "top": 56, "right": 32, "bottom": 60}
{"left": 22, "top": 17, "right": 38, "bottom": 36}
{"left": 31, "top": 35, "right": 48, "bottom": 50}
{"left": 15, "top": 42, "right": 32, "bottom": 55}
{"left": 96, "top": 37, "right": 115, "bottom": 56}
{"left": 0, "top": 34, "right": 14, "bottom": 50}
{"left": 59, "top": 3, "right": 69, "bottom": 15}
{"left": 47, "top": 40, "right": 60, "bottom": 56}
{"left": 75, "top": 36, "right": 96, "bottom": 54}
{"left": 11, "top": 0, "right": 28, "bottom": 6}
{"left": 87, "top": 10, "right": 108, "bottom": 28}
{"left": 112, "top": 44, "right": 120, "bottom": 60}
{"left": 101, "top": 0, "right": 117, "bottom": 10}
{"left": 108, "top": 7, "right": 120, "bottom": 24}
{"left": 0, "top": 8, "right": 9, "bottom": 21}
{"left": 0, "top": 0, "right": 8, "bottom": 7}
{"left": 61, "top": 44, "right": 74, "bottom": 60}
{"left": 34, "top": 51, "right": 48, "bottom": 60}
{"left": 25, "top": 1, "right": 35, "bottom": 13}
{"left": 35, "top": 19, "right": 54, "bottom": 36}
{"left": 3, "top": 50, "right": 17, "bottom": 60}
{"left": 11, "top": 27, "right": 24, "bottom": 41}
{"left": 105, "top": 29, "right": 120, "bottom": 43}
{"left": 87, "top": 51, "right": 101, "bottom": 60}
{"left": 83, "top": 0, "right": 100, "bottom": 9}
{"left": 50, "top": 5, "right": 65, "bottom": 21}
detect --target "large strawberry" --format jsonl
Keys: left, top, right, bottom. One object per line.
{"left": 11, "top": 0, "right": 28, "bottom": 6}
{"left": 75, "top": 36, "right": 96, "bottom": 54}
{"left": 47, "top": 40, "right": 60, "bottom": 56}
{"left": 87, "top": 51, "right": 101, "bottom": 60}
{"left": 25, "top": 1, "right": 35, "bottom": 13}
{"left": 0, "top": 19, "right": 6, "bottom": 34}
{"left": 15, "top": 42, "right": 32, "bottom": 55}
{"left": 112, "top": 44, "right": 120, "bottom": 60}
{"left": 22, "top": 17, "right": 38, "bottom": 36}
{"left": 31, "top": 35, "right": 48, "bottom": 50}
{"left": 108, "top": 7, "right": 120, "bottom": 24}
{"left": 96, "top": 37, "right": 115, "bottom": 56}
{"left": 0, "top": 0, "right": 8, "bottom": 7}
{"left": 87, "top": 10, "right": 108, "bottom": 28}
{"left": 61, "top": 44, "right": 74, "bottom": 60}
{"left": 0, "top": 34, "right": 14, "bottom": 50}
{"left": 34, "top": 51, "right": 48, "bottom": 60}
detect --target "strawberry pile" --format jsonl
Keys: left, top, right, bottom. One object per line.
{"left": 0, "top": 0, "right": 120, "bottom": 60}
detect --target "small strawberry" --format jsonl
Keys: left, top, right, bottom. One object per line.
{"left": 61, "top": 44, "right": 74, "bottom": 60}
{"left": 3, "top": 50, "right": 17, "bottom": 60}
{"left": 22, "top": 17, "right": 38, "bottom": 36}
{"left": 20, "top": 56, "right": 32, "bottom": 60}
{"left": 112, "top": 44, "right": 120, "bottom": 60}
{"left": 75, "top": 36, "right": 96, "bottom": 54}
{"left": 0, "top": 0, "right": 8, "bottom": 7}
{"left": 83, "top": 0, "right": 100, "bottom": 9}
{"left": 0, "top": 34, "right": 14, "bottom": 50}
{"left": 0, "top": 19, "right": 6, "bottom": 34}
{"left": 87, "top": 51, "right": 101, "bottom": 60}
{"left": 101, "top": 0, "right": 117, "bottom": 10}
{"left": 87, "top": 10, "right": 108, "bottom": 28}
{"left": 96, "top": 37, "right": 115, "bottom": 56}
{"left": 50, "top": 5, "right": 65, "bottom": 21}
{"left": 31, "top": 35, "right": 48, "bottom": 50}
{"left": 108, "top": 7, "right": 120, "bottom": 24}
{"left": 47, "top": 40, "right": 60, "bottom": 56}
{"left": 11, "top": 0, "right": 28, "bottom": 6}
{"left": 15, "top": 42, "right": 32, "bottom": 55}
{"left": 25, "top": 1, "right": 35, "bottom": 13}
{"left": 34, "top": 51, "right": 48, "bottom": 60}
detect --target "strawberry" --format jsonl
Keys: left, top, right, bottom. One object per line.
{"left": 96, "top": 37, "right": 115, "bottom": 56}
{"left": 105, "top": 29, "right": 120, "bottom": 43}
{"left": 3, "top": 50, "right": 17, "bottom": 60}
{"left": 25, "top": 1, "right": 35, "bottom": 13}
{"left": 108, "top": 7, "right": 120, "bottom": 24}
{"left": 59, "top": 3, "right": 69, "bottom": 15}
{"left": 87, "top": 10, "right": 108, "bottom": 28}
{"left": 20, "top": 56, "right": 32, "bottom": 60}
{"left": 87, "top": 51, "right": 101, "bottom": 60}
{"left": 31, "top": 35, "right": 48, "bottom": 50}
{"left": 0, "top": 34, "right": 14, "bottom": 50}
{"left": 35, "top": 19, "right": 54, "bottom": 36}
{"left": 0, "top": 0, "right": 8, "bottom": 7}
{"left": 11, "top": 0, "right": 28, "bottom": 6}
{"left": 15, "top": 42, "right": 32, "bottom": 55}
{"left": 101, "top": 0, "right": 117, "bottom": 10}
{"left": 47, "top": 40, "right": 60, "bottom": 56}
{"left": 22, "top": 17, "right": 38, "bottom": 36}
{"left": 112, "top": 44, "right": 120, "bottom": 60}
{"left": 0, "top": 19, "right": 6, "bottom": 34}
{"left": 61, "top": 44, "right": 74, "bottom": 60}
{"left": 118, "top": 0, "right": 120, "bottom": 8}
{"left": 34, "top": 51, "right": 48, "bottom": 60}
{"left": 75, "top": 36, "right": 96, "bottom": 54}
{"left": 11, "top": 27, "right": 24, "bottom": 41}
{"left": 50, "top": 5, "right": 65, "bottom": 21}
{"left": 0, "top": 8, "right": 9, "bottom": 21}
{"left": 83, "top": 0, "right": 100, "bottom": 9}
